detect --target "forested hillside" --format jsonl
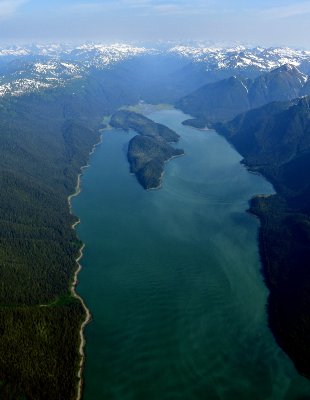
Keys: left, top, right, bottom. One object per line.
{"left": 215, "top": 96, "right": 310, "bottom": 378}
{"left": 177, "top": 64, "right": 309, "bottom": 127}
{"left": 0, "top": 73, "right": 139, "bottom": 399}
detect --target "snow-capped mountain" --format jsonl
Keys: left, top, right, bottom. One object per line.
{"left": 0, "top": 44, "right": 152, "bottom": 97}
{"left": 169, "top": 45, "right": 310, "bottom": 72}
{"left": 0, "top": 60, "right": 83, "bottom": 96}
{"left": 68, "top": 43, "right": 152, "bottom": 67}
{"left": 1, "top": 43, "right": 310, "bottom": 98}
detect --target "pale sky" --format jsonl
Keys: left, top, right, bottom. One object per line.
{"left": 0, "top": 0, "right": 310, "bottom": 47}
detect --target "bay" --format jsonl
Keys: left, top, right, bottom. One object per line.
{"left": 72, "top": 108, "right": 310, "bottom": 399}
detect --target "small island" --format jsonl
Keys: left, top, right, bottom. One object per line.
{"left": 110, "top": 110, "right": 184, "bottom": 189}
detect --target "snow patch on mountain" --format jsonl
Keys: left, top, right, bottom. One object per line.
{"left": 169, "top": 45, "right": 310, "bottom": 71}
{"left": 0, "top": 44, "right": 151, "bottom": 97}
{"left": 0, "top": 79, "right": 53, "bottom": 96}
{"left": 0, "top": 43, "right": 310, "bottom": 97}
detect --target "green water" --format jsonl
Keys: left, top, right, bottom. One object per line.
{"left": 73, "top": 109, "right": 310, "bottom": 400}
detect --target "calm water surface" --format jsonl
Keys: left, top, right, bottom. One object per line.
{"left": 73, "top": 109, "right": 310, "bottom": 399}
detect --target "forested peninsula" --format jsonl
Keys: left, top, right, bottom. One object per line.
{"left": 110, "top": 110, "right": 184, "bottom": 189}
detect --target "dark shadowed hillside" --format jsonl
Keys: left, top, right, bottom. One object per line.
{"left": 215, "top": 96, "right": 310, "bottom": 378}
{"left": 177, "top": 64, "right": 309, "bottom": 127}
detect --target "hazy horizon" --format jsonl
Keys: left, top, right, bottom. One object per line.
{"left": 0, "top": 40, "right": 310, "bottom": 51}
{"left": 0, "top": 0, "right": 310, "bottom": 49}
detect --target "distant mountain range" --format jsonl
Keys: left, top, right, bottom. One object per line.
{"left": 1, "top": 43, "right": 310, "bottom": 98}
{"left": 0, "top": 44, "right": 150, "bottom": 97}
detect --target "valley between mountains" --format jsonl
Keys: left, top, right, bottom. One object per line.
{"left": 0, "top": 42, "right": 310, "bottom": 398}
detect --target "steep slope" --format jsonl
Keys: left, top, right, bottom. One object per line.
{"left": 177, "top": 76, "right": 251, "bottom": 125}
{"left": 248, "top": 64, "right": 307, "bottom": 107}
{"left": 215, "top": 96, "right": 310, "bottom": 378}
{"left": 177, "top": 64, "right": 309, "bottom": 126}
{"left": 300, "top": 79, "right": 310, "bottom": 96}
{"left": 217, "top": 97, "right": 310, "bottom": 175}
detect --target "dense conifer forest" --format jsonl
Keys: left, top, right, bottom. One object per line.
{"left": 0, "top": 72, "right": 139, "bottom": 398}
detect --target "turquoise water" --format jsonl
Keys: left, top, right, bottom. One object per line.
{"left": 72, "top": 109, "right": 310, "bottom": 399}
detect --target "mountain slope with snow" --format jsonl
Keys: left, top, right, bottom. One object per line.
{"left": 169, "top": 45, "right": 310, "bottom": 72}
{"left": 0, "top": 43, "right": 310, "bottom": 98}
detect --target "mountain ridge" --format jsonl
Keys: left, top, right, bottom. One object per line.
{"left": 177, "top": 64, "right": 310, "bottom": 126}
{"left": 1, "top": 43, "right": 310, "bottom": 98}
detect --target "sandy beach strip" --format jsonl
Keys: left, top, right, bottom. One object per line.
{"left": 68, "top": 133, "right": 103, "bottom": 400}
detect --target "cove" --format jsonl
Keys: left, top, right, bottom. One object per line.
{"left": 72, "top": 109, "right": 310, "bottom": 399}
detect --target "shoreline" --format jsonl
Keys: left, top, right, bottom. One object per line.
{"left": 68, "top": 133, "right": 103, "bottom": 400}
{"left": 213, "top": 126, "right": 310, "bottom": 378}
{"left": 147, "top": 152, "right": 185, "bottom": 191}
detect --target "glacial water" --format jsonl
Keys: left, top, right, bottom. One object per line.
{"left": 72, "top": 109, "right": 310, "bottom": 399}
